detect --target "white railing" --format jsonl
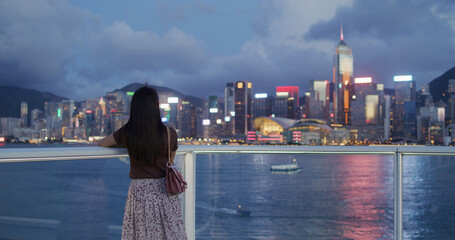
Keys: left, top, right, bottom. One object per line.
{"left": 2, "top": 145, "right": 455, "bottom": 240}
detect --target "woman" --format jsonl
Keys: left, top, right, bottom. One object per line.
{"left": 98, "top": 86, "right": 187, "bottom": 240}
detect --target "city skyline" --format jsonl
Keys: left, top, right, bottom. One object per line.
{"left": 1, "top": 0, "right": 454, "bottom": 101}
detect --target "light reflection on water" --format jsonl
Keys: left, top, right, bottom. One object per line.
{"left": 196, "top": 154, "right": 394, "bottom": 239}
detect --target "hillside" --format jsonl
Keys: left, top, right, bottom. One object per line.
{"left": 429, "top": 66, "right": 455, "bottom": 103}
{"left": 0, "top": 86, "right": 66, "bottom": 118}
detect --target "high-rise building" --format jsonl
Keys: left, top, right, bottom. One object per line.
{"left": 333, "top": 26, "right": 354, "bottom": 125}
{"left": 234, "top": 81, "right": 253, "bottom": 136}
{"left": 253, "top": 93, "right": 272, "bottom": 119}
{"left": 30, "top": 109, "right": 43, "bottom": 130}
{"left": 350, "top": 77, "right": 385, "bottom": 141}
{"left": 392, "top": 75, "right": 417, "bottom": 140}
{"left": 225, "top": 83, "right": 235, "bottom": 118}
{"left": 179, "top": 98, "right": 197, "bottom": 138}
{"left": 304, "top": 91, "right": 324, "bottom": 119}
{"left": 274, "top": 86, "right": 299, "bottom": 119}
{"left": 311, "top": 80, "right": 330, "bottom": 120}
{"left": 61, "top": 100, "right": 75, "bottom": 128}
{"left": 207, "top": 96, "right": 224, "bottom": 138}
{"left": 20, "top": 102, "right": 28, "bottom": 128}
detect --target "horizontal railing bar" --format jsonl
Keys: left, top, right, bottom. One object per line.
{"left": 0, "top": 154, "right": 129, "bottom": 163}
{"left": 2, "top": 145, "right": 455, "bottom": 163}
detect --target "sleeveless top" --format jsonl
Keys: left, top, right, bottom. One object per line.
{"left": 113, "top": 126, "right": 178, "bottom": 179}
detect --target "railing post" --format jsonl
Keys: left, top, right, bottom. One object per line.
{"left": 394, "top": 150, "right": 403, "bottom": 240}
{"left": 183, "top": 152, "right": 196, "bottom": 240}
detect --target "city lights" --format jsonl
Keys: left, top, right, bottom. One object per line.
{"left": 224, "top": 116, "right": 231, "bottom": 122}
{"left": 394, "top": 75, "right": 413, "bottom": 82}
{"left": 161, "top": 117, "right": 168, "bottom": 122}
{"left": 209, "top": 108, "right": 218, "bottom": 113}
{"left": 354, "top": 77, "right": 372, "bottom": 84}
{"left": 160, "top": 103, "right": 170, "bottom": 110}
{"left": 276, "top": 92, "right": 289, "bottom": 97}
{"left": 168, "top": 97, "right": 179, "bottom": 103}
{"left": 202, "top": 119, "right": 210, "bottom": 126}
{"left": 255, "top": 93, "right": 268, "bottom": 99}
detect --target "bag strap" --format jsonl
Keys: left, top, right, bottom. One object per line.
{"left": 166, "top": 126, "right": 171, "bottom": 166}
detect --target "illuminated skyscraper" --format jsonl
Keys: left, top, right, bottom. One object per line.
{"left": 253, "top": 93, "right": 272, "bottom": 119}
{"left": 310, "top": 80, "right": 330, "bottom": 120}
{"left": 392, "top": 75, "right": 417, "bottom": 139}
{"left": 350, "top": 77, "right": 385, "bottom": 141}
{"left": 234, "top": 81, "right": 253, "bottom": 135}
{"left": 274, "top": 86, "right": 299, "bottom": 119}
{"left": 333, "top": 26, "right": 354, "bottom": 125}
{"left": 179, "top": 98, "right": 197, "bottom": 138}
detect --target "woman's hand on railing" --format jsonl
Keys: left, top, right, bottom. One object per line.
{"left": 97, "top": 134, "right": 119, "bottom": 148}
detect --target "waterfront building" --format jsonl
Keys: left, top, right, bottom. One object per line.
{"left": 253, "top": 116, "right": 342, "bottom": 145}
{"left": 30, "top": 109, "right": 43, "bottom": 130}
{"left": 350, "top": 77, "right": 385, "bottom": 141}
{"left": 310, "top": 80, "right": 330, "bottom": 120}
{"left": 225, "top": 83, "right": 235, "bottom": 118}
{"left": 284, "top": 119, "right": 332, "bottom": 145}
{"left": 418, "top": 104, "right": 445, "bottom": 145}
{"left": 207, "top": 96, "right": 224, "bottom": 138}
{"left": 392, "top": 75, "right": 417, "bottom": 140}
{"left": 85, "top": 109, "right": 97, "bottom": 137}
{"left": 233, "top": 81, "right": 253, "bottom": 136}
{"left": 274, "top": 86, "right": 299, "bottom": 119}
{"left": 384, "top": 95, "right": 391, "bottom": 141}
{"left": 0, "top": 117, "right": 20, "bottom": 136}
{"left": 20, "top": 102, "right": 28, "bottom": 128}
{"left": 179, "top": 98, "right": 197, "bottom": 138}
{"left": 303, "top": 91, "right": 324, "bottom": 120}
{"left": 253, "top": 93, "right": 272, "bottom": 119}
{"left": 253, "top": 117, "right": 296, "bottom": 143}
{"left": 333, "top": 27, "right": 354, "bottom": 126}
{"left": 61, "top": 100, "right": 75, "bottom": 129}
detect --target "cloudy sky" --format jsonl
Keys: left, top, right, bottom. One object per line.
{"left": 1, "top": 0, "right": 454, "bottom": 101}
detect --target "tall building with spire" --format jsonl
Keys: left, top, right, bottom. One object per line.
{"left": 333, "top": 26, "right": 354, "bottom": 125}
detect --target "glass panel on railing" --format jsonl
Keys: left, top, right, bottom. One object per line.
{"left": 403, "top": 155, "right": 455, "bottom": 239}
{"left": 195, "top": 154, "right": 393, "bottom": 239}
{"left": 0, "top": 157, "right": 129, "bottom": 240}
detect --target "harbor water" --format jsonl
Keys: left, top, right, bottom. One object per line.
{"left": 1, "top": 145, "right": 455, "bottom": 239}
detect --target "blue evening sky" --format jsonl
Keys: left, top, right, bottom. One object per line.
{"left": 1, "top": 0, "right": 454, "bottom": 100}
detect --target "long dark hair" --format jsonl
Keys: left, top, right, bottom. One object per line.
{"left": 122, "top": 86, "right": 166, "bottom": 165}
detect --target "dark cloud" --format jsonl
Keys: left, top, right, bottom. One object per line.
{"left": 306, "top": 0, "right": 455, "bottom": 87}
{"left": 0, "top": 0, "right": 95, "bottom": 94}
{"left": 1, "top": 0, "right": 454, "bottom": 102}
{"left": 0, "top": 0, "right": 209, "bottom": 100}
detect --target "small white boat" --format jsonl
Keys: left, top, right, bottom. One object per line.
{"left": 270, "top": 159, "right": 300, "bottom": 172}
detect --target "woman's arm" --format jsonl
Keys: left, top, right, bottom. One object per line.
{"left": 97, "top": 134, "right": 119, "bottom": 148}
{"left": 170, "top": 151, "right": 177, "bottom": 165}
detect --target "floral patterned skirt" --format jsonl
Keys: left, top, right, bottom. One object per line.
{"left": 122, "top": 178, "right": 187, "bottom": 240}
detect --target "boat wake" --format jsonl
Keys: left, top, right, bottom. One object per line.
{"left": 197, "top": 202, "right": 239, "bottom": 215}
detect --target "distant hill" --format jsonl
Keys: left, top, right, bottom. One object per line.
{"left": 114, "top": 83, "right": 202, "bottom": 107}
{"left": 429, "top": 66, "right": 455, "bottom": 103}
{"left": 0, "top": 86, "right": 66, "bottom": 118}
